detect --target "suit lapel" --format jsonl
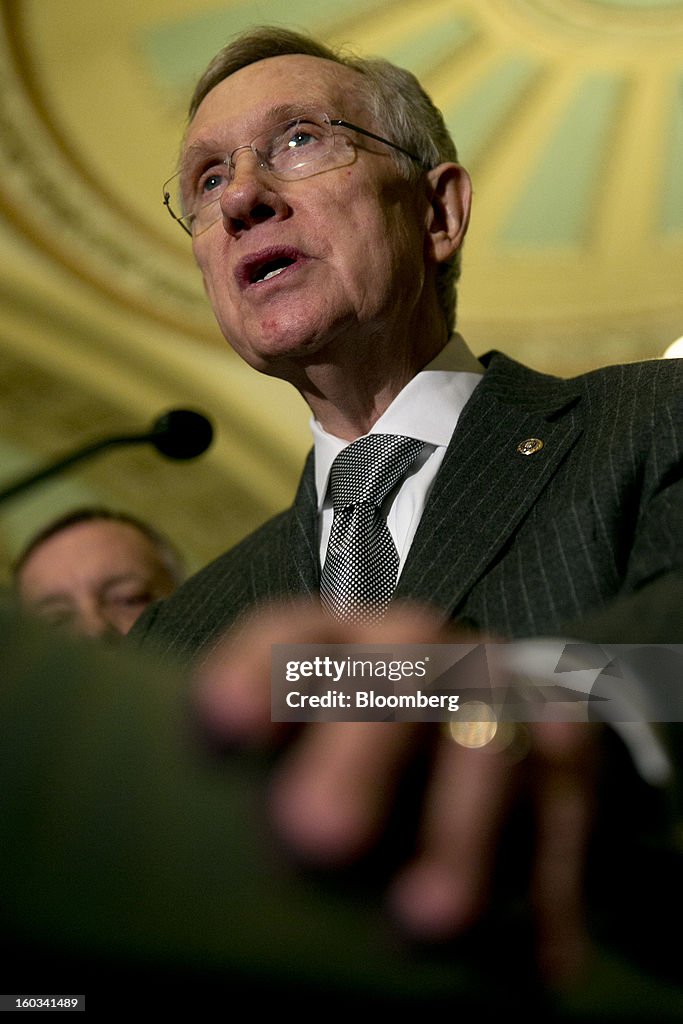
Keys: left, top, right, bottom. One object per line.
{"left": 395, "top": 353, "right": 584, "bottom": 616}
{"left": 283, "top": 449, "right": 320, "bottom": 597}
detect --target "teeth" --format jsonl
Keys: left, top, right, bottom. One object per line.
{"left": 262, "top": 265, "right": 286, "bottom": 281}
{"left": 252, "top": 257, "right": 295, "bottom": 284}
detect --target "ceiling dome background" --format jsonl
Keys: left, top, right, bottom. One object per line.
{"left": 0, "top": 0, "right": 681, "bottom": 578}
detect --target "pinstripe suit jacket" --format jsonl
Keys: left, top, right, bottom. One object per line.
{"left": 132, "top": 351, "right": 683, "bottom": 663}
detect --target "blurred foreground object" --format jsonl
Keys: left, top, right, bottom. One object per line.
{"left": 1, "top": 595, "right": 682, "bottom": 1018}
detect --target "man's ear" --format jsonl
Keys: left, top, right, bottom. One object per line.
{"left": 424, "top": 162, "right": 472, "bottom": 264}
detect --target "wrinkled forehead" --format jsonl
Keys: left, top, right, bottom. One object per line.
{"left": 184, "top": 53, "right": 372, "bottom": 152}
{"left": 16, "top": 522, "right": 150, "bottom": 597}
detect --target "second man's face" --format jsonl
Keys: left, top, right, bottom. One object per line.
{"left": 17, "top": 520, "right": 178, "bottom": 640}
{"left": 184, "top": 54, "right": 433, "bottom": 382}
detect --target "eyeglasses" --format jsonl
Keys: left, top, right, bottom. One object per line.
{"left": 162, "top": 109, "right": 428, "bottom": 236}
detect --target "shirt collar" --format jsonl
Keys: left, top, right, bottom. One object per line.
{"left": 312, "top": 334, "right": 484, "bottom": 508}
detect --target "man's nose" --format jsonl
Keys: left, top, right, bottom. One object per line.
{"left": 76, "top": 604, "right": 120, "bottom": 643}
{"left": 218, "top": 152, "right": 288, "bottom": 237}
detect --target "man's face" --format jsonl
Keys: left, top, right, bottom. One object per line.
{"left": 184, "top": 55, "right": 433, "bottom": 379}
{"left": 17, "top": 520, "right": 178, "bottom": 640}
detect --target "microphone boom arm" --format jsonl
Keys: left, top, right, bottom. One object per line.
{"left": 0, "top": 434, "right": 154, "bottom": 506}
{"left": 0, "top": 409, "right": 213, "bottom": 507}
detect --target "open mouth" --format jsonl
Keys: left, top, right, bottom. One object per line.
{"left": 250, "top": 256, "right": 296, "bottom": 284}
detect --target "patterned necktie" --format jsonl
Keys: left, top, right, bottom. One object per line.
{"left": 320, "top": 433, "right": 425, "bottom": 624}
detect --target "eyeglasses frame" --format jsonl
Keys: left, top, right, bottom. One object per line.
{"left": 162, "top": 115, "right": 429, "bottom": 236}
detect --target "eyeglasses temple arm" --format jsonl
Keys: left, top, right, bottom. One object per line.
{"left": 330, "top": 120, "right": 429, "bottom": 169}
{"left": 163, "top": 191, "right": 193, "bottom": 236}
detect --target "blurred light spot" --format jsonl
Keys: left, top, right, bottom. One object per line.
{"left": 448, "top": 701, "right": 531, "bottom": 763}
{"left": 448, "top": 700, "right": 497, "bottom": 747}
{"left": 663, "top": 335, "right": 683, "bottom": 358}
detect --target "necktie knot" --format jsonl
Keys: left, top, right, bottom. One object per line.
{"left": 329, "top": 433, "right": 425, "bottom": 511}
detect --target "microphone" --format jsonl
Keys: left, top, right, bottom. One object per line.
{"left": 146, "top": 408, "right": 214, "bottom": 460}
{"left": 0, "top": 408, "right": 214, "bottom": 506}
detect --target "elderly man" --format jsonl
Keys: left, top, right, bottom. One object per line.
{"left": 132, "top": 26, "right": 683, "bottom": 992}
{"left": 14, "top": 506, "right": 184, "bottom": 640}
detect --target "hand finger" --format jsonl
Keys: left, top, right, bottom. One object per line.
{"left": 268, "top": 603, "right": 452, "bottom": 864}
{"left": 270, "top": 719, "right": 423, "bottom": 865}
{"left": 387, "top": 725, "right": 519, "bottom": 939}
{"left": 529, "top": 721, "right": 598, "bottom": 988}
{"left": 194, "top": 597, "right": 343, "bottom": 745}
{"left": 194, "top": 598, "right": 447, "bottom": 744}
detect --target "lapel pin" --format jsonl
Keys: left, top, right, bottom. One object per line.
{"left": 517, "top": 437, "right": 544, "bottom": 456}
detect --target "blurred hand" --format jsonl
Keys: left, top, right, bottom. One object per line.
{"left": 193, "top": 597, "right": 598, "bottom": 989}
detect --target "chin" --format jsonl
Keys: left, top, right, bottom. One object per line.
{"left": 238, "top": 320, "right": 334, "bottom": 370}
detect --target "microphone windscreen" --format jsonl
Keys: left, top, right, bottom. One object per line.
{"left": 150, "top": 409, "right": 214, "bottom": 460}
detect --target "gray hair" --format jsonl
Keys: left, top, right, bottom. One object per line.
{"left": 188, "top": 26, "right": 463, "bottom": 331}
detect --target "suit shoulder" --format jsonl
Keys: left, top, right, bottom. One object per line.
{"left": 576, "top": 356, "right": 683, "bottom": 392}
{"left": 481, "top": 350, "right": 683, "bottom": 410}
{"left": 128, "top": 508, "right": 295, "bottom": 657}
